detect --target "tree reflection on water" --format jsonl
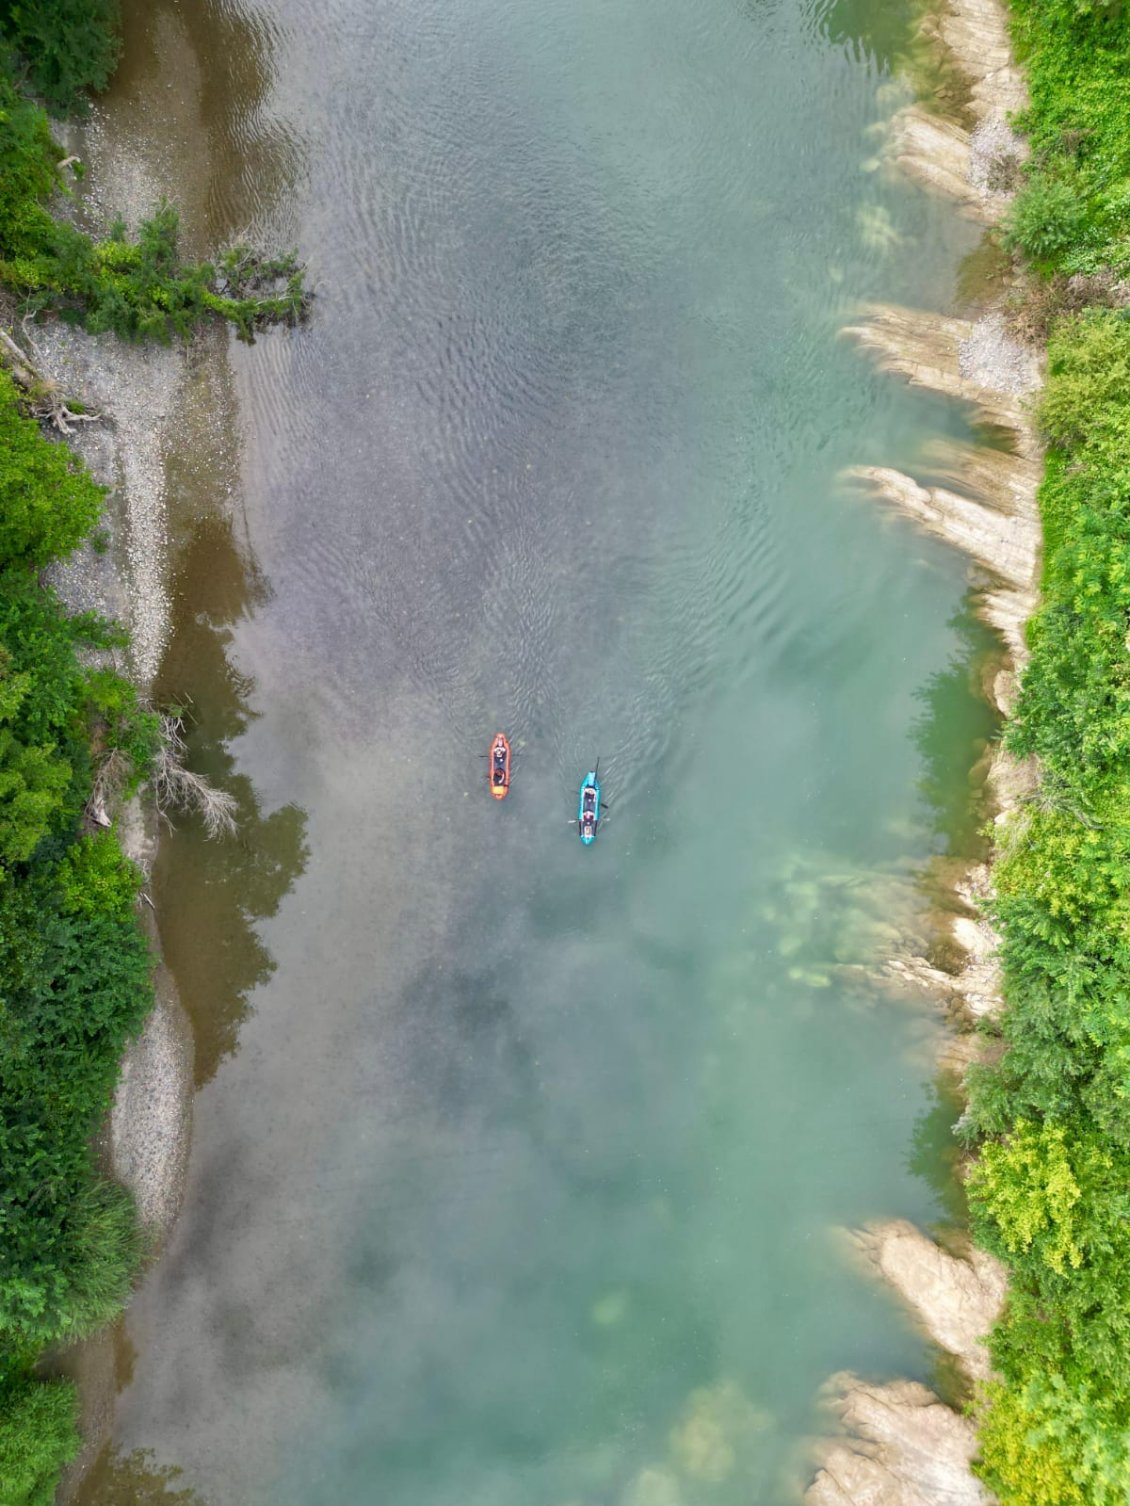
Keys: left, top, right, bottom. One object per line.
{"left": 911, "top": 600, "right": 1000, "bottom": 860}
{"left": 79, "top": 1449, "right": 208, "bottom": 1506}
{"left": 152, "top": 507, "right": 309, "bottom": 1086}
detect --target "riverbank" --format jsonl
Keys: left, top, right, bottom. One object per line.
{"left": 0, "top": 7, "right": 308, "bottom": 1497}
{"left": 811, "top": 0, "right": 1130, "bottom": 1500}
{"left": 9, "top": 92, "right": 226, "bottom": 1480}
{"left": 0, "top": 192, "right": 205, "bottom": 1506}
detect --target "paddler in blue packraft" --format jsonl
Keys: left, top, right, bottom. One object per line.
{"left": 577, "top": 765, "right": 602, "bottom": 845}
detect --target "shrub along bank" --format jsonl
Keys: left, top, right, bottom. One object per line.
{"left": 0, "top": 358, "right": 158, "bottom": 1503}
{"left": 962, "top": 2, "right": 1130, "bottom": 1501}
{"left": 0, "top": 8, "right": 307, "bottom": 1501}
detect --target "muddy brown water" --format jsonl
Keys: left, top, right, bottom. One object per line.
{"left": 75, "top": 0, "right": 999, "bottom": 1501}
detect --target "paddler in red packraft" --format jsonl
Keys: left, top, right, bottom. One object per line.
{"left": 489, "top": 732, "right": 511, "bottom": 799}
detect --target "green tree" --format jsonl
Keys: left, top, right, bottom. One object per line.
{"left": 0, "top": 727, "right": 70, "bottom": 866}
{"left": 0, "top": 0, "right": 121, "bottom": 113}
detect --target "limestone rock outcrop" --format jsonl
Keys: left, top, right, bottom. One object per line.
{"left": 807, "top": 1377, "right": 993, "bottom": 1506}
{"left": 852, "top": 1221, "right": 1007, "bottom": 1382}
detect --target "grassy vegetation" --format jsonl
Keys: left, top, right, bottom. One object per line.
{"left": 0, "top": 1373, "right": 81, "bottom": 1506}
{"left": 966, "top": 310, "right": 1130, "bottom": 1503}
{"left": 962, "top": 3, "right": 1130, "bottom": 1496}
{"left": 1005, "top": 0, "right": 1130, "bottom": 276}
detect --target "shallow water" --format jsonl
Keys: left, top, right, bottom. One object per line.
{"left": 81, "top": 0, "right": 994, "bottom": 1501}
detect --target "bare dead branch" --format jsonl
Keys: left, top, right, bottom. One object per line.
{"left": 151, "top": 713, "right": 238, "bottom": 839}
{"left": 0, "top": 326, "right": 103, "bottom": 433}
{"left": 85, "top": 747, "right": 130, "bottom": 830}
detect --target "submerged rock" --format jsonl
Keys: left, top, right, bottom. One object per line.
{"left": 621, "top": 1470, "right": 684, "bottom": 1506}
{"left": 761, "top": 851, "right": 932, "bottom": 984}
{"left": 621, "top": 1381, "right": 775, "bottom": 1506}
{"left": 857, "top": 204, "right": 906, "bottom": 255}
{"left": 669, "top": 1382, "right": 772, "bottom": 1483}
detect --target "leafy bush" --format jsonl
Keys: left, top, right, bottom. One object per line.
{"left": 0, "top": 60, "right": 63, "bottom": 251}
{"left": 0, "top": 1374, "right": 80, "bottom": 1506}
{"left": 84, "top": 668, "right": 161, "bottom": 780}
{"left": 1005, "top": 173, "right": 1089, "bottom": 266}
{"left": 0, "top": 568, "right": 101, "bottom": 868}
{"left": 964, "top": 22, "right": 1130, "bottom": 1474}
{"left": 1, "top": 194, "right": 308, "bottom": 343}
{"left": 970, "top": 1120, "right": 1097, "bottom": 1274}
{"left": 0, "top": 721, "right": 71, "bottom": 865}
{"left": 57, "top": 827, "right": 143, "bottom": 918}
{"left": 1036, "top": 312, "right": 1130, "bottom": 452}
{"left": 977, "top": 1377, "right": 1130, "bottom": 1506}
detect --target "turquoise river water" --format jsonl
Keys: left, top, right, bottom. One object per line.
{"left": 79, "top": 0, "right": 998, "bottom": 1501}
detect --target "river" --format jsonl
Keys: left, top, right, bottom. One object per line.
{"left": 79, "top": 0, "right": 994, "bottom": 1501}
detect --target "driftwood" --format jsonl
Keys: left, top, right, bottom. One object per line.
{"left": 0, "top": 326, "right": 103, "bottom": 435}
